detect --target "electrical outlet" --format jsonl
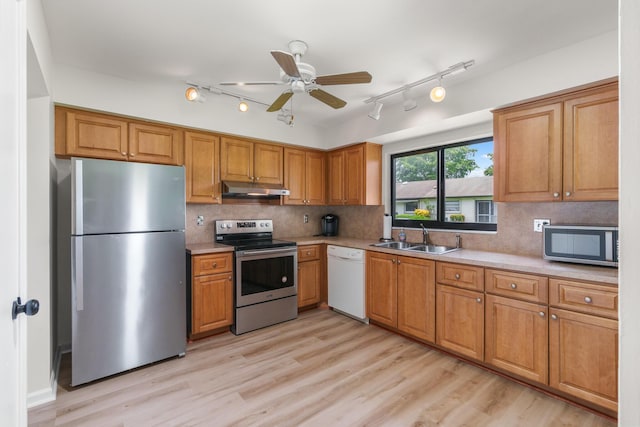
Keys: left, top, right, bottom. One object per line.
{"left": 533, "top": 219, "right": 550, "bottom": 232}
{"left": 303, "top": 214, "right": 309, "bottom": 224}
{"left": 196, "top": 215, "right": 204, "bottom": 226}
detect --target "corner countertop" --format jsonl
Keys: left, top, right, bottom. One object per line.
{"left": 187, "top": 236, "right": 618, "bottom": 286}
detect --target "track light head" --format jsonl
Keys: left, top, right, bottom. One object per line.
{"left": 238, "top": 100, "right": 249, "bottom": 112}
{"left": 185, "top": 86, "right": 206, "bottom": 103}
{"left": 368, "top": 101, "right": 383, "bottom": 120}
{"left": 430, "top": 82, "right": 446, "bottom": 103}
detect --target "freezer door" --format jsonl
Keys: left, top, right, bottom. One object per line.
{"left": 72, "top": 158, "right": 185, "bottom": 235}
{"left": 71, "top": 231, "right": 186, "bottom": 386}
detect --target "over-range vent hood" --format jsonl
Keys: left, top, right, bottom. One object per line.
{"left": 222, "top": 180, "right": 291, "bottom": 197}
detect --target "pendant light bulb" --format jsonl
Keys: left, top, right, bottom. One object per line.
{"left": 430, "top": 81, "right": 446, "bottom": 103}
{"left": 238, "top": 100, "right": 249, "bottom": 112}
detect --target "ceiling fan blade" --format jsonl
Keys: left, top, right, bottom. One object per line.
{"left": 309, "top": 89, "right": 347, "bottom": 109}
{"left": 271, "top": 50, "right": 301, "bottom": 78}
{"left": 219, "top": 81, "right": 284, "bottom": 86}
{"left": 266, "top": 91, "right": 294, "bottom": 112}
{"left": 315, "top": 71, "right": 372, "bottom": 85}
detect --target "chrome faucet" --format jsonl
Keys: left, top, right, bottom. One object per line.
{"left": 420, "top": 223, "right": 430, "bottom": 245}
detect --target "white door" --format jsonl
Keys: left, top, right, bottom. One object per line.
{"left": 0, "top": 0, "right": 28, "bottom": 425}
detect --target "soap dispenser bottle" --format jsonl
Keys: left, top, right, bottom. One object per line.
{"left": 398, "top": 228, "right": 406, "bottom": 242}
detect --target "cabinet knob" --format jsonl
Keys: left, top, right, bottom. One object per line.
{"left": 212, "top": 262, "right": 217, "bottom": 268}
{"left": 391, "top": 259, "right": 396, "bottom": 264}
{"left": 565, "top": 191, "right": 571, "bottom": 197}
{"left": 255, "top": 176, "right": 260, "bottom": 181}
{"left": 476, "top": 297, "right": 482, "bottom": 303}
{"left": 228, "top": 276, "right": 232, "bottom": 281}
{"left": 130, "top": 153, "right": 136, "bottom": 157}
{"left": 584, "top": 296, "right": 593, "bottom": 304}
{"left": 539, "top": 311, "right": 545, "bottom": 317}
{"left": 553, "top": 192, "right": 559, "bottom": 198}
{"left": 306, "top": 251, "right": 311, "bottom": 255}
{"left": 121, "top": 151, "right": 127, "bottom": 156}
{"left": 397, "top": 260, "right": 401, "bottom": 265}
{"left": 249, "top": 176, "right": 254, "bottom": 181}
{"left": 510, "top": 283, "right": 517, "bottom": 289}
{"left": 455, "top": 273, "right": 460, "bottom": 280}
{"left": 551, "top": 314, "right": 558, "bottom": 320}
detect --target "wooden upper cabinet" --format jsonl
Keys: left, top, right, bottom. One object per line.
{"left": 185, "top": 131, "right": 221, "bottom": 204}
{"left": 220, "top": 137, "right": 283, "bottom": 184}
{"left": 327, "top": 142, "right": 381, "bottom": 205}
{"left": 493, "top": 78, "right": 619, "bottom": 202}
{"left": 563, "top": 86, "right": 619, "bottom": 201}
{"left": 284, "top": 147, "right": 326, "bottom": 205}
{"left": 55, "top": 106, "right": 183, "bottom": 165}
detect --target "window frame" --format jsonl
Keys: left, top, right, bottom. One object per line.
{"left": 391, "top": 136, "right": 497, "bottom": 232}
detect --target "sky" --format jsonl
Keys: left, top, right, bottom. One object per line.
{"left": 467, "top": 139, "right": 493, "bottom": 177}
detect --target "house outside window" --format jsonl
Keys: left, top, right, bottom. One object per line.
{"left": 391, "top": 137, "right": 496, "bottom": 231}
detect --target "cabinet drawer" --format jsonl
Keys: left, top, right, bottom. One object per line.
{"left": 436, "top": 262, "right": 484, "bottom": 291}
{"left": 193, "top": 253, "right": 233, "bottom": 276}
{"left": 485, "top": 269, "right": 548, "bottom": 303}
{"left": 298, "top": 244, "right": 321, "bottom": 262}
{"left": 549, "top": 278, "right": 618, "bottom": 319}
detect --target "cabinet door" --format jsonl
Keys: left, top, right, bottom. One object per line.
{"left": 485, "top": 295, "right": 548, "bottom": 384}
{"left": 192, "top": 272, "right": 233, "bottom": 334}
{"left": 221, "top": 137, "right": 253, "bottom": 182}
{"left": 344, "top": 145, "right": 364, "bottom": 205}
{"left": 436, "top": 284, "right": 484, "bottom": 361}
{"left": 366, "top": 252, "right": 397, "bottom": 327}
{"left": 128, "top": 122, "right": 183, "bottom": 165}
{"left": 563, "top": 86, "right": 619, "bottom": 201}
{"left": 283, "top": 147, "right": 306, "bottom": 205}
{"left": 305, "top": 150, "right": 326, "bottom": 205}
{"left": 549, "top": 308, "right": 618, "bottom": 411}
{"left": 254, "top": 142, "right": 283, "bottom": 184}
{"left": 298, "top": 260, "right": 321, "bottom": 308}
{"left": 185, "top": 131, "right": 220, "bottom": 203}
{"left": 64, "top": 110, "right": 128, "bottom": 160}
{"left": 397, "top": 256, "right": 435, "bottom": 342}
{"left": 327, "top": 150, "right": 345, "bottom": 204}
{"left": 493, "top": 102, "right": 563, "bottom": 202}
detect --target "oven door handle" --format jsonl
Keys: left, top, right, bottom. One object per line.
{"left": 238, "top": 247, "right": 297, "bottom": 257}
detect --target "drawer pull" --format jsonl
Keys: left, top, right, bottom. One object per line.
{"left": 306, "top": 251, "right": 311, "bottom": 255}
{"left": 510, "top": 283, "right": 517, "bottom": 289}
{"left": 455, "top": 273, "right": 460, "bottom": 280}
{"left": 212, "top": 262, "right": 217, "bottom": 268}
{"left": 584, "top": 296, "right": 593, "bottom": 304}
{"left": 551, "top": 314, "right": 558, "bottom": 320}
{"left": 539, "top": 311, "right": 545, "bottom": 317}
{"left": 476, "top": 297, "right": 482, "bottom": 303}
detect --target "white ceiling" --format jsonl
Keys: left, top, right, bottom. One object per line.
{"left": 41, "top": 0, "right": 617, "bottom": 128}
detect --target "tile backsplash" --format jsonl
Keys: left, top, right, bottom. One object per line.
{"left": 187, "top": 200, "right": 617, "bottom": 258}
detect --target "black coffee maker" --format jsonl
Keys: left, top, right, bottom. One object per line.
{"left": 321, "top": 214, "right": 339, "bottom": 236}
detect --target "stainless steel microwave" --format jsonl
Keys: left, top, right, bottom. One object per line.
{"left": 543, "top": 225, "right": 618, "bottom": 267}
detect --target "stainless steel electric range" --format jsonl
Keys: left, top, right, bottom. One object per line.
{"left": 215, "top": 219, "right": 297, "bottom": 335}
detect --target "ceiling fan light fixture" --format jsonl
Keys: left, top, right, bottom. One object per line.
{"left": 185, "top": 86, "right": 205, "bottom": 103}
{"left": 277, "top": 111, "right": 294, "bottom": 127}
{"left": 238, "top": 99, "right": 249, "bottom": 112}
{"left": 291, "top": 80, "right": 306, "bottom": 94}
{"left": 402, "top": 89, "right": 417, "bottom": 111}
{"left": 430, "top": 82, "right": 446, "bottom": 103}
{"left": 368, "top": 101, "right": 383, "bottom": 120}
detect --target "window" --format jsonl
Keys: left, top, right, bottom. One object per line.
{"left": 391, "top": 137, "right": 496, "bottom": 231}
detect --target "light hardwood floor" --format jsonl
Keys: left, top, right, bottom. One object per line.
{"left": 29, "top": 309, "right": 615, "bottom": 426}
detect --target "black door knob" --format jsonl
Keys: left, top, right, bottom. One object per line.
{"left": 11, "top": 297, "right": 40, "bottom": 320}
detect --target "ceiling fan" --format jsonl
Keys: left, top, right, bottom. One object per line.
{"left": 220, "top": 40, "right": 372, "bottom": 112}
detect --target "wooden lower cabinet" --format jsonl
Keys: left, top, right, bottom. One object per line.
{"left": 366, "top": 251, "right": 435, "bottom": 342}
{"left": 485, "top": 294, "right": 548, "bottom": 384}
{"left": 436, "top": 284, "right": 484, "bottom": 361}
{"left": 549, "top": 308, "right": 618, "bottom": 412}
{"left": 189, "top": 253, "right": 233, "bottom": 339}
{"left": 297, "top": 245, "right": 323, "bottom": 308}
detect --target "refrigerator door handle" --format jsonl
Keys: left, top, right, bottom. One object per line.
{"left": 73, "top": 159, "right": 84, "bottom": 235}
{"left": 73, "top": 238, "right": 84, "bottom": 311}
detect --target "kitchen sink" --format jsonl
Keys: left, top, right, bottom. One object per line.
{"left": 371, "top": 241, "right": 459, "bottom": 255}
{"left": 404, "top": 244, "right": 459, "bottom": 254}
{"left": 371, "top": 241, "right": 414, "bottom": 249}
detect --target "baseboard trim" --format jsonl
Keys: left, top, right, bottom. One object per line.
{"left": 27, "top": 344, "right": 69, "bottom": 408}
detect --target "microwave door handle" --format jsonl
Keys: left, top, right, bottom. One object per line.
{"left": 605, "top": 231, "right": 613, "bottom": 261}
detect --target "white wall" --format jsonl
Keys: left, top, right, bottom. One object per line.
{"left": 618, "top": 0, "right": 639, "bottom": 424}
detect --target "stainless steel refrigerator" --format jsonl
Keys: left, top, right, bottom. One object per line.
{"left": 70, "top": 158, "right": 186, "bottom": 386}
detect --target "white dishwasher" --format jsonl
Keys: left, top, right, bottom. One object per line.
{"left": 327, "top": 245, "right": 368, "bottom": 323}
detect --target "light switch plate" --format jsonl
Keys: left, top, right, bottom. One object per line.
{"left": 196, "top": 215, "right": 204, "bottom": 226}
{"left": 533, "top": 219, "right": 550, "bottom": 232}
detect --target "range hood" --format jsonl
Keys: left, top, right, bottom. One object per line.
{"left": 222, "top": 180, "right": 290, "bottom": 197}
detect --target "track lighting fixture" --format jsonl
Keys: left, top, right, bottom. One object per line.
{"left": 430, "top": 80, "right": 446, "bottom": 103}
{"left": 363, "top": 59, "right": 474, "bottom": 115}
{"left": 238, "top": 99, "right": 249, "bottom": 112}
{"left": 185, "top": 86, "right": 206, "bottom": 103}
{"left": 368, "top": 101, "right": 383, "bottom": 120}
{"left": 402, "top": 89, "right": 417, "bottom": 111}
